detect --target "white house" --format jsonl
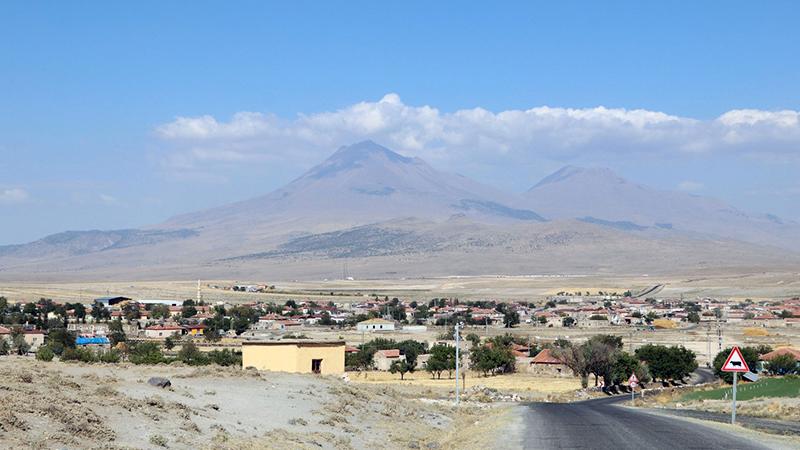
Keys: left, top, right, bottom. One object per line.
{"left": 356, "top": 318, "right": 396, "bottom": 332}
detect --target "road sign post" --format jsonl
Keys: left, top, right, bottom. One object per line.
{"left": 732, "top": 372, "right": 737, "bottom": 424}
{"left": 628, "top": 373, "right": 639, "bottom": 401}
{"left": 720, "top": 346, "right": 749, "bottom": 425}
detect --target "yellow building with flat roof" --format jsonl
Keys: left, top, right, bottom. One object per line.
{"left": 241, "top": 340, "right": 345, "bottom": 375}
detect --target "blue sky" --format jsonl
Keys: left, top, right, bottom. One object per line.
{"left": 1, "top": 1, "right": 799, "bottom": 244}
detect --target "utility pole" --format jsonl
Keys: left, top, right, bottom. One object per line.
{"left": 454, "top": 322, "right": 463, "bottom": 405}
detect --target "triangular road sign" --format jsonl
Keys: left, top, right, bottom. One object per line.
{"left": 628, "top": 373, "right": 639, "bottom": 385}
{"left": 721, "top": 346, "right": 750, "bottom": 373}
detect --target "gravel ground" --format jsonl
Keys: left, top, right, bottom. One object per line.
{"left": 0, "top": 357, "right": 504, "bottom": 449}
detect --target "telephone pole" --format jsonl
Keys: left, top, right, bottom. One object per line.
{"left": 454, "top": 322, "right": 463, "bottom": 405}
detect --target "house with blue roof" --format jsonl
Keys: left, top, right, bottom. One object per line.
{"left": 75, "top": 336, "right": 111, "bottom": 347}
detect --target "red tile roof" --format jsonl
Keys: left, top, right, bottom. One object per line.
{"left": 375, "top": 349, "right": 401, "bottom": 358}
{"left": 531, "top": 348, "right": 565, "bottom": 365}
{"left": 760, "top": 347, "right": 800, "bottom": 361}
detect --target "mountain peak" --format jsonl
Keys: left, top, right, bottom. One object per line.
{"left": 306, "top": 140, "right": 414, "bottom": 179}
{"left": 530, "top": 165, "right": 621, "bottom": 190}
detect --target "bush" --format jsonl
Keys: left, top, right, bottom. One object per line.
{"left": 208, "top": 349, "right": 241, "bottom": 367}
{"left": 767, "top": 353, "right": 798, "bottom": 375}
{"left": 99, "top": 349, "right": 121, "bottom": 363}
{"left": 36, "top": 345, "right": 55, "bottom": 362}
{"left": 62, "top": 347, "right": 99, "bottom": 363}
{"left": 177, "top": 340, "right": 209, "bottom": 366}
{"left": 129, "top": 342, "right": 167, "bottom": 365}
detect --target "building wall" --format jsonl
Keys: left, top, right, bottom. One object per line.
{"left": 356, "top": 322, "right": 395, "bottom": 332}
{"left": 243, "top": 343, "right": 345, "bottom": 375}
{"left": 526, "top": 363, "right": 572, "bottom": 377}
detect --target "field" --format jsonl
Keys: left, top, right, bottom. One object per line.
{"left": 346, "top": 370, "right": 582, "bottom": 399}
{"left": 1, "top": 270, "right": 800, "bottom": 305}
{"left": 681, "top": 377, "right": 800, "bottom": 402}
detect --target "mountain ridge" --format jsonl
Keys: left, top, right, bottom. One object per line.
{"left": 1, "top": 140, "right": 798, "bottom": 280}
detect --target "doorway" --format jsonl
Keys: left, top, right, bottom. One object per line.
{"left": 311, "top": 359, "right": 322, "bottom": 374}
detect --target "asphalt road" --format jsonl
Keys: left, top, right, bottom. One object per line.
{"left": 520, "top": 396, "right": 770, "bottom": 449}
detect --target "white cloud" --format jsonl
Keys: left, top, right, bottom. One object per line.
{"left": 154, "top": 94, "right": 800, "bottom": 170}
{"left": 98, "top": 194, "right": 120, "bottom": 205}
{"left": 0, "top": 188, "right": 29, "bottom": 204}
{"left": 677, "top": 181, "right": 705, "bottom": 192}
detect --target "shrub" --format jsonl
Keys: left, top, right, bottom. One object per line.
{"left": 177, "top": 340, "right": 209, "bottom": 366}
{"left": 62, "top": 347, "right": 99, "bottom": 363}
{"left": 36, "top": 345, "right": 55, "bottom": 362}
{"left": 208, "top": 349, "right": 241, "bottom": 367}
{"left": 129, "top": 342, "right": 167, "bottom": 365}
{"left": 99, "top": 349, "right": 121, "bottom": 363}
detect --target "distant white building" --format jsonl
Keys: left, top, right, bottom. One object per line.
{"left": 356, "top": 318, "right": 396, "bottom": 332}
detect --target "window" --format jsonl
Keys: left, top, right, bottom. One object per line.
{"left": 311, "top": 359, "right": 322, "bottom": 374}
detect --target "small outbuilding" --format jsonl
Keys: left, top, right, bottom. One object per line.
{"left": 526, "top": 348, "right": 571, "bottom": 377}
{"left": 242, "top": 340, "right": 345, "bottom": 375}
{"left": 373, "top": 349, "right": 405, "bottom": 371}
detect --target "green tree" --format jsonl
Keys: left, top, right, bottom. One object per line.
{"left": 181, "top": 305, "right": 198, "bottom": 319}
{"left": 36, "top": 345, "right": 55, "bottom": 361}
{"left": 687, "top": 312, "right": 701, "bottom": 324}
{"left": 637, "top": 344, "right": 697, "bottom": 382}
{"left": 0, "top": 339, "right": 9, "bottom": 355}
{"left": 122, "top": 303, "right": 140, "bottom": 321}
{"left": 208, "top": 349, "right": 242, "bottom": 367}
{"left": 164, "top": 336, "right": 176, "bottom": 350}
{"left": 713, "top": 346, "right": 759, "bottom": 383}
{"left": 9, "top": 328, "right": 29, "bottom": 355}
{"left": 562, "top": 317, "right": 576, "bottom": 327}
{"left": 108, "top": 319, "right": 127, "bottom": 346}
{"left": 503, "top": 311, "right": 520, "bottom": 328}
{"left": 766, "top": 354, "right": 797, "bottom": 375}
{"left": 90, "top": 301, "right": 111, "bottom": 321}
{"left": 150, "top": 304, "right": 171, "bottom": 320}
{"left": 465, "top": 333, "right": 481, "bottom": 347}
{"left": 469, "top": 344, "right": 515, "bottom": 377}
{"left": 396, "top": 340, "right": 427, "bottom": 370}
{"left": 129, "top": 342, "right": 167, "bottom": 365}
{"left": 611, "top": 351, "right": 649, "bottom": 385}
{"left": 318, "top": 312, "right": 333, "bottom": 326}
{"left": 46, "top": 327, "right": 76, "bottom": 356}
{"left": 177, "top": 340, "right": 208, "bottom": 365}
{"left": 426, "top": 344, "right": 457, "bottom": 379}
{"left": 389, "top": 359, "right": 412, "bottom": 380}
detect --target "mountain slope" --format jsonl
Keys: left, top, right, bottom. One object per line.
{"left": 1, "top": 145, "right": 799, "bottom": 281}
{"left": 522, "top": 166, "right": 800, "bottom": 250}
{"left": 164, "top": 140, "right": 543, "bottom": 233}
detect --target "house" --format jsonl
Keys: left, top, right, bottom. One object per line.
{"left": 373, "top": 349, "right": 405, "bottom": 371}
{"left": 185, "top": 324, "right": 206, "bottom": 336}
{"left": 144, "top": 325, "right": 184, "bottom": 339}
{"left": 356, "top": 318, "right": 395, "bottom": 332}
{"left": 241, "top": 340, "right": 345, "bottom": 375}
{"left": 0, "top": 327, "right": 47, "bottom": 352}
{"left": 273, "top": 320, "right": 303, "bottom": 331}
{"left": 94, "top": 296, "right": 132, "bottom": 306}
{"left": 759, "top": 347, "right": 800, "bottom": 365}
{"left": 76, "top": 336, "right": 111, "bottom": 349}
{"left": 526, "top": 348, "right": 571, "bottom": 377}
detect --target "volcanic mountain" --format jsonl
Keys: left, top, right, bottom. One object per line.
{"left": 163, "top": 140, "right": 543, "bottom": 233}
{"left": 521, "top": 165, "right": 800, "bottom": 250}
{"left": 0, "top": 142, "right": 798, "bottom": 281}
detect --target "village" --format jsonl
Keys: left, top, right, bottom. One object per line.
{"left": 2, "top": 285, "right": 798, "bottom": 388}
